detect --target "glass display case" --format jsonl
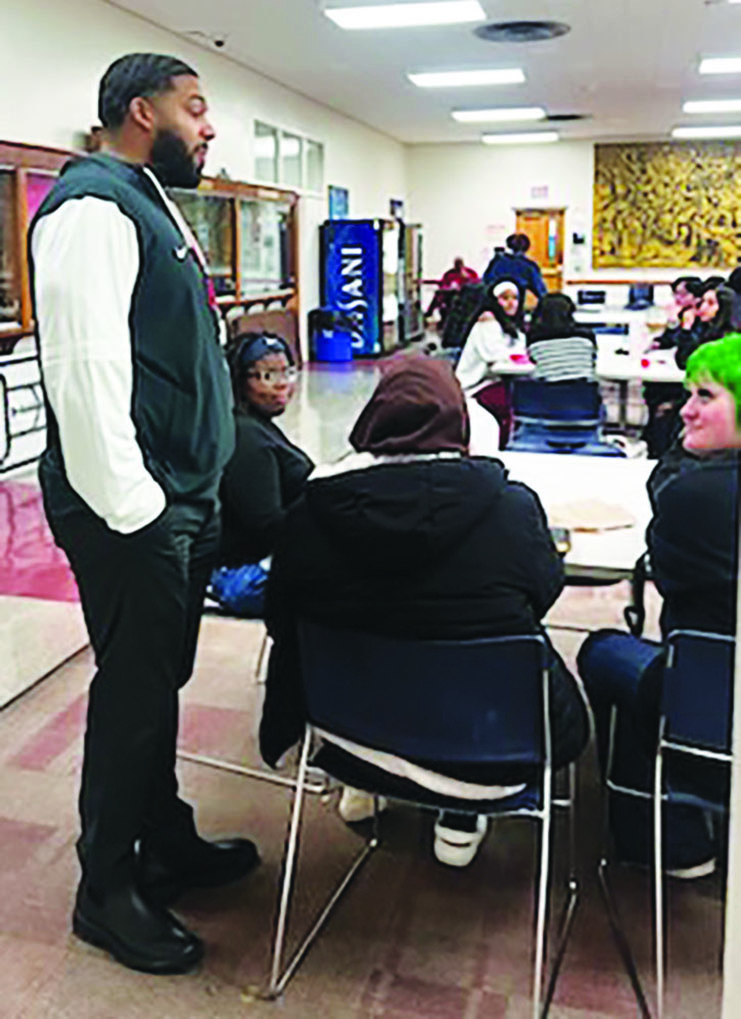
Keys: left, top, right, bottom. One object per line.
{"left": 170, "top": 189, "right": 236, "bottom": 297}
{"left": 240, "top": 198, "right": 294, "bottom": 296}
{"left": 0, "top": 171, "right": 20, "bottom": 328}
{"left": 170, "top": 180, "right": 298, "bottom": 307}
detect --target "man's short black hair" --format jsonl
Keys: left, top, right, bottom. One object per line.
{"left": 98, "top": 53, "right": 198, "bottom": 129}
{"left": 506, "top": 232, "right": 530, "bottom": 254}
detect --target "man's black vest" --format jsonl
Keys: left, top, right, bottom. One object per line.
{"left": 30, "top": 153, "right": 234, "bottom": 514}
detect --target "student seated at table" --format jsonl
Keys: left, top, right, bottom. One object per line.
{"left": 674, "top": 281, "right": 733, "bottom": 369}
{"left": 653, "top": 276, "right": 703, "bottom": 352}
{"left": 578, "top": 333, "right": 741, "bottom": 877}
{"left": 210, "top": 332, "right": 313, "bottom": 615}
{"left": 643, "top": 282, "right": 734, "bottom": 458}
{"left": 526, "top": 293, "right": 596, "bottom": 383}
{"left": 425, "top": 257, "right": 479, "bottom": 321}
{"left": 453, "top": 289, "right": 521, "bottom": 448}
{"left": 492, "top": 277, "right": 526, "bottom": 340}
{"left": 727, "top": 267, "right": 741, "bottom": 331}
{"left": 643, "top": 277, "right": 704, "bottom": 457}
{"left": 260, "top": 357, "right": 589, "bottom": 866}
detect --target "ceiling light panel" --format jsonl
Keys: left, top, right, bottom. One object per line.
{"left": 325, "top": 1, "right": 485, "bottom": 30}
{"left": 408, "top": 68, "right": 525, "bottom": 87}
{"left": 482, "top": 132, "right": 559, "bottom": 145}
{"left": 683, "top": 99, "right": 741, "bottom": 113}
{"left": 672, "top": 125, "right": 741, "bottom": 138}
{"left": 452, "top": 106, "right": 545, "bottom": 123}
{"left": 699, "top": 57, "right": 741, "bottom": 75}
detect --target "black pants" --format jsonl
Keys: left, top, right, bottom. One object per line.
{"left": 44, "top": 497, "right": 220, "bottom": 894}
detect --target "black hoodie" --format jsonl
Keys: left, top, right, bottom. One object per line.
{"left": 260, "top": 454, "right": 588, "bottom": 771}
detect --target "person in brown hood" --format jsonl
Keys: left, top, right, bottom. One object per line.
{"left": 261, "top": 356, "right": 589, "bottom": 866}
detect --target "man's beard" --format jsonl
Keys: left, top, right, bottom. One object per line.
{"left": 150, "top": 128, "right": 203, "bottom": 188}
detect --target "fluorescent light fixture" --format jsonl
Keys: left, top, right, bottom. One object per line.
{"left": 672, "top": 124, "right": 741, "bottom": 138}
{"left": 325, "top": 1, "right": 485, "bottom": 30}
{"left": 683, "top": 99, "right": 741, "bottom": 113}
{"left": 699, "top": 57, "right": 741, "bottom": 75}
{"left": 452, "top": 106, "right": 545, "bottom": 123}
{"left": 408, "top": 68, "right": 525, "bottom": 88}
{"left": 482, "top": 131, "right": 559, "bottom": 145}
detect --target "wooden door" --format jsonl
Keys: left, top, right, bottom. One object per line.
{"left": 515, "top": 208, "right": 565, "bottom": 294}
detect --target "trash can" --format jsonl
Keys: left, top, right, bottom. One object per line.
{"left": 309, "top": 308, "right": 354, "bottom": 363}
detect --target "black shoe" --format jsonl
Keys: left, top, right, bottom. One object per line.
{"left": 72, "top": 881, "right": 204, "bottom": 975}
{"left": 138, "top": 837, "right": 260, "bottom": 905}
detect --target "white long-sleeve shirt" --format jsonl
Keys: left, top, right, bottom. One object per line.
{"left": 33, "top": 169, "right": 205, "bottom": 534}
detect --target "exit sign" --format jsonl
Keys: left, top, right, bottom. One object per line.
{"left": 530, "top": 185, "right": 549, "bottom": 199}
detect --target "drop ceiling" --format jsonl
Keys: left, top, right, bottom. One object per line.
{"left": 108, "top": 0, "right": 741, "bottom": 143}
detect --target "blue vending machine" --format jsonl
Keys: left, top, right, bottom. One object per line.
{"left": 320, "top": 219, "right": 401, "bottom": 357}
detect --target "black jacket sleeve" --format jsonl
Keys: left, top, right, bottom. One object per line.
{"left": 500, "top": 483, "right": 565, "bottom": 620}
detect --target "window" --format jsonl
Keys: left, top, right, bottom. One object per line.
{"left": 254, "top": 122, "right": 279, "bottom": 184}
{"left": 254, "top": 121, "right": 324, "bottom": 192}
{"left": 305, "top": 139, "right": 325, "bottom": 193}
{"left": 280, "top": 132, "right": 303, "bottom": 188}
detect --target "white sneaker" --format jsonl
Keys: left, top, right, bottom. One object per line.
{"left": 337, "top": 786, "right": 387, "bottom": 824}
{"left": 666, "top": 857, "right": 717, "bottom": 880}
{"left": 434, "top": 814, "right": 488, "bottom": 867}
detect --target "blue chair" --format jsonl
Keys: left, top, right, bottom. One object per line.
{"left": 597, "top": 629, "right": 734, "bottom": 1019}
{"left": 509, "top": 378, "right": 625, "bottom": 457}
{"left": 263, "top": 623, "right": 579, "bottom": 1018}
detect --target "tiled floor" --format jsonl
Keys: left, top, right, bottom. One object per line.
{"left": 0, "top": 357, "right": 725, "bottom": 1017}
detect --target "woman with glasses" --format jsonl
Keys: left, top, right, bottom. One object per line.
{"left": 210, "top": 332, "right": 313, "bottom": 615}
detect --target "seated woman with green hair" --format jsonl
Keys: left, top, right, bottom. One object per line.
{"left": 576, "top": 331, "right": 740, "bottom": 879}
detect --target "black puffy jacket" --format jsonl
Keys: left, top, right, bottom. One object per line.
{"left": 261, "top": 453, "right": 590, "bottom": 774}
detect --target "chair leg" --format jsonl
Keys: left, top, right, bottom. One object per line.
{"left": 541, "top": 765, "right": 580, "bottom": 1017}
{"left": 176, "top": 748, "right": 329, "bottom": 794}
{"left": 596, "top": 857, "right": 653, "bottom": 1019}
{"left": 260, "top": 729, "right": 380, "bottom": 1000}
{"left": 596, "top": 713, "right": 652, "bottom": 1018}
{"left": 532, "top": 771, "right": 552, "bottom": 1019}
{"left": 255, "top": 629, "right": 271, "bottom": 684}
{"left": 654, "top": 742, "right": 665, "bottom": 1019}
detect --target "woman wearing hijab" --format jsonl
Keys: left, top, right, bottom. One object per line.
{"left": 260, "top": 357, "right": 589, "bottom": 866}
{"left": 492, "top": 277, "right": 526, "bottom": 340}
{"left": 454, "top": 286, "right": 521, "bottom": 448}
{"left": 526, "top": 293, "right": 597, "bottom": 382}
{"left": 210, "top": 332, "right": 314, "bottom": 615}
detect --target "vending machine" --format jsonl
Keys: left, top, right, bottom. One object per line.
{"left": 400, "top": 223, "right": 424, "bottom": 345}
{"left": 320, "top": 218, "right": 402, "bottom": 357}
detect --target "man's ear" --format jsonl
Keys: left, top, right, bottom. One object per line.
{"left": 128, "top": 96, "right": 155, "bottom": 133}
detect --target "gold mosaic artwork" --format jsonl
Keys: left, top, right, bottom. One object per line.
{"left": 593, "top": 142, "right": 741, "bottom": 268}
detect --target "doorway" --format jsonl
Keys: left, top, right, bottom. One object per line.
{"left": 515, "top": 208, "right": 565, "bottom": 294}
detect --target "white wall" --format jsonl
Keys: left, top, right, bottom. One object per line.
{"left": 405, "top": 140, "right": 595, "bottom": 281}
{"left": 0, "top": 0, "right": 407, "bottom": 352}
{"left": 406, "top": 140, "right": 733, "bottom": 287}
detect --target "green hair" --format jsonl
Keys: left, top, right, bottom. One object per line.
{"left": 685, "top": 332, "right": 741, "bottom": 425}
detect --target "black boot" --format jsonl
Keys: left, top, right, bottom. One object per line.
{"left": 72, "top": 880, "right": 204, "bottom": 974}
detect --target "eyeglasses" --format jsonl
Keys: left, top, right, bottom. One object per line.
{"left": 246, "top": 368, "right": 299, "bottom": 385}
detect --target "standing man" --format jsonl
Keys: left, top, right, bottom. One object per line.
{"left": 483, "top": 233, "right": 547, "bottom": 301}
{"left": 31, "top": 53, "right": 258, "bottom": 975}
